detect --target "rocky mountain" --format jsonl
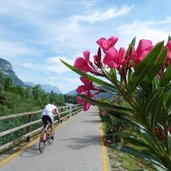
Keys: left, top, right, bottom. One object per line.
{"left": 0, "top": 58, "right": 62, "bottom": 93}
{"left": 0, "top": 58, "right": 24, "bottom": 86}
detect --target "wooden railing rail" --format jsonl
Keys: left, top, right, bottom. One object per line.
{"left": 0, "top": 104, "right": 81, "bottom": 121}
{"left": 0, "top": 110, "right": 42, "bottom": 121}
{"left": 0, "top": 104, "right": 83, "bottom": 152}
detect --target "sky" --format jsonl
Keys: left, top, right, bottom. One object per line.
{"left": 0, "top": 0, "right": 171, "bottom": 94}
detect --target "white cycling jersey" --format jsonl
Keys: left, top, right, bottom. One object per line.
{"left": 41, "top": 104, "right": 58, "bottom": 122}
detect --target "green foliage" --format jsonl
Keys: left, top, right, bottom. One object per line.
{"left": 0, "top": 70, "right": 66, "bottom": 146}
{"left": 62, "top": 38, "right": 171, "bottom": 170}
{"left": 0, "top": 71, "right": 65, "bottom": 115}
{"left": 63, "top": 94, "right": 77, "bottom": 104}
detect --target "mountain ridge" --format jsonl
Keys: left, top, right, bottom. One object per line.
{"left": 0, "top": 58, "right": 62, "bottom": 94}
{"left": 0, "top": 58, "right": 24, "bottom": 86}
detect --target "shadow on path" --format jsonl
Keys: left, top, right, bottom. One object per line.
{"left": 81, "top": 119, "right": 99, "bottom": 123}
{"left": 59, "top": 135, "right": 100, "bottom": 150}
{"left": 20, "top": 144, "right": 40, "bottom": 157}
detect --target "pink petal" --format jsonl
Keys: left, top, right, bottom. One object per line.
{"left": 76, "top": 96, "right": 84, "bottom": 104}
{"left": 80, "top": 77, "right": 91, "bottom": 85}
{"left": 167, "top": 40, "right": 171, "bottom": 60}
{"left": 76, "top": 85, "right": 87, "bottom": 93}
{"left": 74, "top": 57, "right": 91, "bottom": 72}
{"left": 137, "top": 39, "right": 152, "bottom": 52}
{"left": 108, "top": 36, "right": 118, "bottom": 46}
{"left": 83, "top": 51, "right": 90, "bottom": 64}
{"left": 105, "top": 47, "right": 118, "bottom": 58}
{"left": 96, "top": 36, "right": 118, "bottom": 50}
{"left": 83, "top": 101, "right": 91, "bottom": 111}
{"left": 118, "top": 47, "right": 126, "bottom": 63}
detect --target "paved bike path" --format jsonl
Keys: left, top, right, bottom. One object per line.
{"left": 0, "top": 106, "right": 111, "bottom": 171}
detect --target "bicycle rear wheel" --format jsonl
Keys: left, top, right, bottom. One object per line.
{"left": 39, "top": 131, "right": 47, "bottom": 153}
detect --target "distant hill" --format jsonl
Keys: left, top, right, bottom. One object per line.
{"left": 24, "top": 82, "right": 62, "bottom": 94}
{"left": 66, "top": 89, "right": 77, "bottom": 95}
{"left": 0, "top": 58, "right": 24, "bottom": 86}
{"left": 0, "top": 58, "right": 62, "bottom": 93}
{"left": 66, "top": 89, "right": 113, "bottom": 99}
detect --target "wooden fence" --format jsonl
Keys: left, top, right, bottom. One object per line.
{"left": 0, "top": 104, "right": 83, "bottom": 152}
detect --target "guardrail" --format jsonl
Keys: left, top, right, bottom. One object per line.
{"left": 0, "top": 104, "right": 83, "bottom": 152}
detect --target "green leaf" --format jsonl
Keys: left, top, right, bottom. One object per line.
{"left": 60, "top": 59, "right": 116, "bottom": 91}
{"left": 111, "top": 132, "right": 149, "bottom": 147}
{"left": 140, "top": 128, "right": 165, "bottom": 154}
{"left": 78, "top": 94, "right": 134, "bottom": 113}
{"left": 126, "top": 37, "right": 136, "bottom": 56}
{"left": 159, "top": 62, "right": 171, "bottom": 87}
{"left": 93, "top": 83, "right": 116, "bottom": 94}
{"left": 141, "top": 48, "right": 167, "bottom": 88}
{"left": 128, "top": 42, "right": 164, "bottom": 94}
{"left": 168, "top": 114, "right": 171, "bottom": 126}
{"left": 168, "top": 35, "right": 171, "bottom": 41}
{"left": 110, "top": 67, "right": 117, "bottom": 81}
{"left": 167, "top": 132, "right": 171, "bottom": 152}
{"left": 104, "top": 109, "right": 134, "bottom": 121}
{"left": 144, "top": 88, "right": 164, "bottom": 130}
{"left": 164, "top": 88, "right": 171, "bottom": 109}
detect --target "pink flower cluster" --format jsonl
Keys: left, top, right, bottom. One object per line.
{"left": 76, "top": 77, "right": 103, "bottom": 111}
{"left": 74, "top": 36, "right": 171, "bottom": 111}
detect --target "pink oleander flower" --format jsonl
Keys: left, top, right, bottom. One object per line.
{"left": 93, "top": 47, "right": 104, "bottom": 69}
{"left": 130, "top": 39, "right": 153, "bottom": 64}
{"left": 76, "top": 77, "right": 104, "bottom": 111}
{"left": 74, "top": 51, "right": 98, "bottom": 74}
{"left": 166, "top": 40, "right": 171, "bottom": 62}
{"left": 103, "top": 47, "right": 127, "bottom": 70}
{"left": 97, "top": 36, "right": 118, "bottom": 51}
{"left": 76, "top": 77, "right": 99, "bottom": 93}
{"left": 76, "top": 91, "right": 94, "bottom": 111}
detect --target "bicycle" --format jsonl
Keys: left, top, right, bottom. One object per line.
{"left": 39, "top": 123, "right": 54, "bottom": 153}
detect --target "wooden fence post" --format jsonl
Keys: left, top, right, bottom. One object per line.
{"left": 27, "top": 114, "right": 33, "bottom": 141}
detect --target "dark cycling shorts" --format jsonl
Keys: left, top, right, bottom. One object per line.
{"left": 42, "top": 115, "right": 53, "bottom": 126}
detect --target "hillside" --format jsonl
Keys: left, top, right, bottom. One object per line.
{"left": 0, "top": 58, "right": 62, "bottom": 93}
{"left": 0, "top": 58, "right": 24, "bottom": 86}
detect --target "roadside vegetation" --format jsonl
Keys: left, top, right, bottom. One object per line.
{"left": 0, "top": 71, "right": 76, "bottom": 146}
{"left": 99, "top": 97, "right": 156, "bottom": 171}
{"left": 0, "top": 71, "right": 77, "bottom": 115}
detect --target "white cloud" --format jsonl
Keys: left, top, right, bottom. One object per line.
{"left": 22, "top": 63, "right": 35, "bottom": 68}
{"left": 65, "top": 77, "right": 80, "bottom": 84}
{"left": 117, "top": 19, "right": 171, "bottom": 48}
{"left": 0, "top": 41, "right": 34, "bottom": 58}
{"left": 70, "top": 5, "right": 134, "bottom": 24}
{"left": 0, "top": 0, "right": 51, "bottom": 18}
{"left": 57, "top": 76, "right": 81, "bottom": 93}
{"left": 45, "top": 56, "right": 75, "bottom": 73}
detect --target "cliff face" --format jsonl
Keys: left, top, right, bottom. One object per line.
{"left": 0, "top": 58, "right": 25, "bottom": 86}
{"left": 0, "top": 58, "right": 62, "bottom": 93}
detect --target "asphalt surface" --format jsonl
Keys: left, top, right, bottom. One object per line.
{"left": 0, "top": 106, "right": 110, "bottom": 171}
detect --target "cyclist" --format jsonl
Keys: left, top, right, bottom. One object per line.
{"left": 41, "top": 103, "right": 60, "bottom": 141}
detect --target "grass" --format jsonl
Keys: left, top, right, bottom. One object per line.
{"left": 107, "top": 147, "right": 156, "bottom": 171}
